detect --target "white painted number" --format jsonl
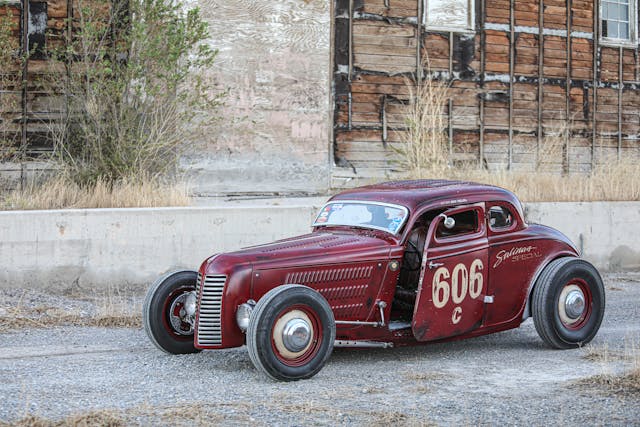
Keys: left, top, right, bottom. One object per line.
{"left": 432, "top": 267, "right": 450, "bottom": 309}
{"left": 451, "top": 263, "right": 468, "bottom": 304}
{"left": 431, "top": 259, "right": 484, "bottom": 308}
{"left": 469, "top": 259, "right": 484, "bottom": 299}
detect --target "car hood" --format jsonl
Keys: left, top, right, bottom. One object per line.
{"left": 205, "top": 231, "right": 394, "bottom": 273}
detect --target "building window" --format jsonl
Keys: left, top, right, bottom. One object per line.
{"left": 600, "top": 0, "right": 638, "bottom": 45}
{"left": 424, "top": 0, "right": 475, "bottom": 32}
{"left": 28, "top": 2, "right": 47, "bottom": 59}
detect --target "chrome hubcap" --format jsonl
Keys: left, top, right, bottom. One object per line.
{"left": 565, "top": 290, "right": 585, "bottom": 319}
{"left": 558, "top": 284, "right": 586, "bottom": 326}
{"left": 282, "top": 318, "right": 312, "bottom": 352}
{"left": 273, "top": 310, "right": 314, "bottom": 359}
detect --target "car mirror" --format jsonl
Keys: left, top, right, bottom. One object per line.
{"left": 440, "top": 214, "right": 455, "bottom": 229}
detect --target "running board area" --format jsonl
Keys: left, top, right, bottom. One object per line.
{"left": 388, "top": 320, "right": 412, "bottom": 331}
{"left": 334, "top": 340, "right": 393, "bottom": 348}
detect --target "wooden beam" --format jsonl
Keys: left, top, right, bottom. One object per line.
{"left": 508, "top": 0, "right": 514, "bottom": 169}
{"left": 565, "top": 0, "right": 572, "bottom": 173}
{"left": 479, "top": 0, "right": 486, "bottom": 168}
{"left": 537, "top": 0, "right": 544, "bottom": 170}
{"left": 348, "top": 0, "right": 354, "bottom": 130}
{"left": 20, "top": 0, "right": 29, "bottom": 190}
{"left": 592, "top": 0, "right": 599, "bottom": 169}
{"left": 417, "top": 0, "right": 422, "bottom": 82}
{"left": 618, "top": 45, "right": 623, "bottom": 160}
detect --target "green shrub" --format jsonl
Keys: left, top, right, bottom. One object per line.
{"left": 50, "top": 0, "right": 224, "bottom": 185}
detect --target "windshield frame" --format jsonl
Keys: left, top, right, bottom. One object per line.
{"left": 312, "top": 200, "right": 410, "bottom": 236}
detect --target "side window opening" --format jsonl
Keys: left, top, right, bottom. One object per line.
{"left": 489, "top": 206, "right": 513, "bottom": 230}
{"left": 436, "top": 210, "right": 478, "bottom": 239}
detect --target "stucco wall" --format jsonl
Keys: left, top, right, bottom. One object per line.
{"left": 0, "top": 201, "right": 638, "bottom": 291}
{"left": 182, "top": 0, "right": 332, "bottom": 195}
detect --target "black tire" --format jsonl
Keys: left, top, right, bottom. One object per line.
{"left": 532, "top": 257, "right": 605, "bottom": 349}
{"left": 143, "top": 270, "right": 201, "bottom": 354}
{"left": 247, "top": 284, "right": 336, "bottom": 381}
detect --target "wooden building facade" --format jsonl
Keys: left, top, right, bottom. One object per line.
{"left": 333, "top": 0, "right": 640, "bottom": 177}
{"left": 3, "top": 0, "right": 640, "bottom": 190}
{"left": 0, "top": 0, "right": 68, "bottom": 162}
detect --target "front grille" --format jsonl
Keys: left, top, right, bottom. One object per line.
{"left": 196, "top": 274, "right": 226, "bottom": 346}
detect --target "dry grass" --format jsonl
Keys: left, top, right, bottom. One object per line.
{"left": 396, "top": 76, "right": 450, "bottom": 174}
{"left": 0, "top": 410, "right": 124, "bottom": 427}
{"left": 397, "top": 75, "right": 640, "bottom": 202}
{"left": 574, "top": 341, "right": 640, "bottom": 398}
{"left": 0, "top": 175, "right": 190, "bottom": 210}
{"left": 457, "top": 157, "right": 640, "bottom": 202}
{"left": 2, "top": 396, "right": 435, "bottom": 426}
{"left": 0, "top": 291, "right": 141, "bottom": 333}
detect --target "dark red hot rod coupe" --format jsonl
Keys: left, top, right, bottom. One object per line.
{"left": 143, "top": 180, "right": 605, "bottom": 381}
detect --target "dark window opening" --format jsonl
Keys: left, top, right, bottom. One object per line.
{"left": 28, "top": 2, "right": 47, "bottom": 59}
{"left": 436, "top": 210, "right": 478, "bottom": 239}
{"left": 489, "top": 206, "right": 514, "bottom": 229}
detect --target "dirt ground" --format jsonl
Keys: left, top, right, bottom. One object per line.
{"left": 0, "top": 272, "right": 639, "bottom": 426}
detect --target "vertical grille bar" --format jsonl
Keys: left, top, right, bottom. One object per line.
{"left": 196, "top": 274, "right": 226, "bottom": 346}
{"left": 196, "top": 272, "right": 202, "bottom": 295}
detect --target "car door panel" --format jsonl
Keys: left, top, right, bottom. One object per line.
{"left": 412, "top": 204, "right": 489, "bottom": 342}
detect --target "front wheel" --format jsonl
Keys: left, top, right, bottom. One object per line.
{"left": 532, "top": 258, "right": 605, "bottom": 349}
{"left": 247, "top": 284, "right": 336, "bottom": 381}
{"left": 143, "top": 270, "right": 201, "bottom": 354}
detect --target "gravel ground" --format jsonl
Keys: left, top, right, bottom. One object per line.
{"left": 0, "top": 273, "right": 639, "bottom": 426}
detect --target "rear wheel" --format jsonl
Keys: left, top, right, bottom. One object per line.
{"left": 143, "top": 270, "right": 201, "bottom": 354}
{"left": 532, "top": 258, "right": 605, "bottom": 349}
{"left": 247, "top": 284, "right": 335, "bottom": 381}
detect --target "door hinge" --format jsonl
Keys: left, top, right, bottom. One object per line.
{"left": 428, "top": 261, "right": 444, "bottom": 269}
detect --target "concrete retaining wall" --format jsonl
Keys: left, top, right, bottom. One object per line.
{"left": 1, "top": 201, "right": 638, "bottom": 291}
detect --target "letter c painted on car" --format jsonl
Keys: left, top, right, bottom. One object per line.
{"left": 452, "top": 306, "right": 462, "bottom": 324}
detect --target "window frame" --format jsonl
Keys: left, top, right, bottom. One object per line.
{"left": 599, "top": 0, "right": 638, "bottom": 47}
{"left": 488, "top": 205, "right": 516, "bottom": 232}
{"left": 431, "top": 205, "right": 485, "bottom": 246}
{"left": 423, "top": 0, "right": 475, "bottom": 34}
{"left": 312, "top": 200, "right": 410, "bottom": 236}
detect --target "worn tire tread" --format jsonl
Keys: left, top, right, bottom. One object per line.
{"left": 246, "top": 284, "right": 335, "bottom": 381}
{"left": 532, "top": 257, "right": 605, "bottom": 349}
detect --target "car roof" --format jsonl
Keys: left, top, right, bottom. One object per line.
{"left": 330, "top": 179, "right": 523, "bottom": 214}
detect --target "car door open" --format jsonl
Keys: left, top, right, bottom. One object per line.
{"left": 412, "top": 204, "right": 489, "bottom": 341}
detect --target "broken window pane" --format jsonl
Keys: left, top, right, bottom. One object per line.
{"left": 28, "top": 1, "right": 47, "bottom": 59}
{"left": 424, "top": 0, "right": 474, "bottom": 32}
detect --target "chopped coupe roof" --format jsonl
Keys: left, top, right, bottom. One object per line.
{"left": 330, "top": 179, "right": 521, "bottom": 213}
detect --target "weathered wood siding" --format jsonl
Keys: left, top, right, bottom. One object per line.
{"left": 333, "top": 0, "right": 640, "bottom": 180}
{"left": 0, "top": 0, "right": 69, "bottom": 161}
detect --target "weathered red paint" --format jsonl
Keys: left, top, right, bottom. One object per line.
{"left": 193, "top": 180, "right": 579, "bottom": 350}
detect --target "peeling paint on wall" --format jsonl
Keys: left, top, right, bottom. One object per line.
{"left": 184, "top": 0, "right": 332, "bottom": 194}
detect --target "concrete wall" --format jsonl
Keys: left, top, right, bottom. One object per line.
{"left": 1, "top": 201, "right": 638, "bottom": 291}
{"left": 523, "top": 202, "right": 640, "bottom": 271}
{"left": 183, "top": 0, "right": 332, "bottom": 195}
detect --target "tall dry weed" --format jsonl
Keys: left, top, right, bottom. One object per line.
{"left": 395, "top": 76, "right": 450, "bottom": 176}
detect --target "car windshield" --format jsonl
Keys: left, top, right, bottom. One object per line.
{"left": 312, "top": 201, "right": 409, "bottom": 234}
